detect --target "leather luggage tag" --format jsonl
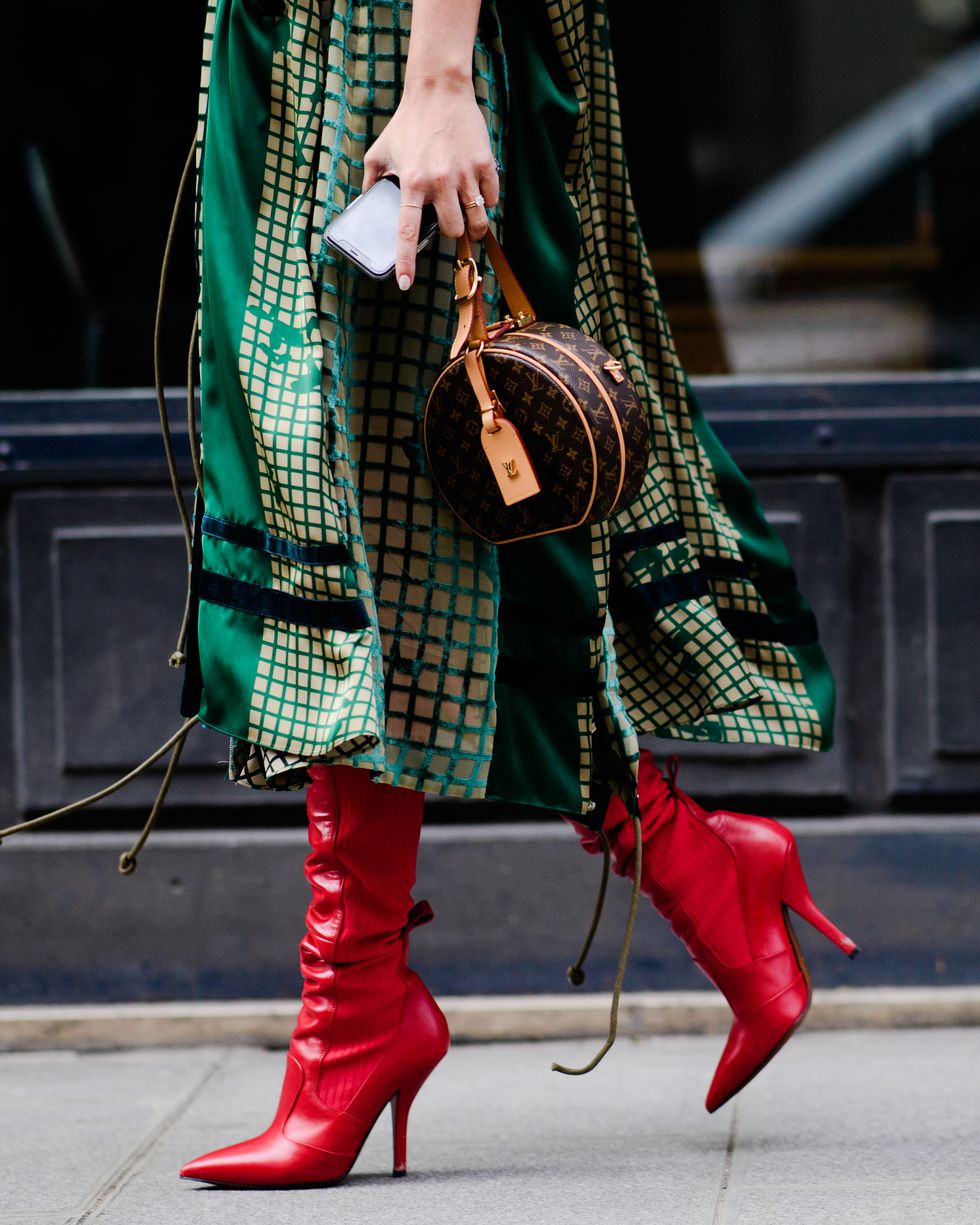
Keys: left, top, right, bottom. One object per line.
{"left": 480, "top": 416, "right": 542, "bottom": 506}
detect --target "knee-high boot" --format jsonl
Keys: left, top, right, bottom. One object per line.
{"left": 180, "top": 763, "right": 450, "bottom": 1187}
{"left": 567, "top": 749, "right": 857, "bottom": 1112}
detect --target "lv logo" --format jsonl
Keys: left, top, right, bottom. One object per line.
{"left": 502, "top": 458, "right": 519, "bottom": 479}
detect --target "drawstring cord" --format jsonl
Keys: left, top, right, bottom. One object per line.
{"left": 117, "top": 717, "right": 197, "bottom": 874}
{"left": 0, "top": 717, "right": 200, "bottom": 869}
{"left": 154, "top": 135, "right": 196, "bottom": 567}
{"left": 564, "top": 830, "right": 611, "bottom": 986}
{"left": 155, "top": 132, "right": 201, "bottom": 668}
{"left": 167, "top": 313, "right": 202, "bottom": 669}
{"left": 552, "top": 783, "right": 644, "bottom": 1076}
{"left": 185, "top": 315, "right": 204, "bottom": 493}
{"left": 0, "top": 134, "right": 203, "bottom": 872}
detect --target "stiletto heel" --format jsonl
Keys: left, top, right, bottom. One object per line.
{"left": 781, "top": 835, "right": 859, "bottom": 959}
{"left": 390, "top": 1069, "right": 431, "bottom": 1177}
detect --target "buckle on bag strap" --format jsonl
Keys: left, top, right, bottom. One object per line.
{"left": 453, "top": 257, "right": 480, "bottom": 302}
{"left": 450, "top": 259, "right": 482, "bottom": 360}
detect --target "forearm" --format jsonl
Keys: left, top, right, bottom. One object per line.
{"left": 403, "top": 0, "right": 483, "bottom": 95}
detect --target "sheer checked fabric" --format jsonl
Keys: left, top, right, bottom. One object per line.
{"left": 188, "top": 0, "right": 835, "bottom": 821}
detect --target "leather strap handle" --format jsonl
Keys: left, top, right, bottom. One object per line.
{"left": 450, "top": 222, "right": 537, "bottom": 359}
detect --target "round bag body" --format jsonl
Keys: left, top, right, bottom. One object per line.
{"left": 423, "top": 232, "right": 650, "bottom": 545}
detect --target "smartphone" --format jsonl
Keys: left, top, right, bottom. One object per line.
{"left": 323, "top": 175, "right": 440, "bottom": 280}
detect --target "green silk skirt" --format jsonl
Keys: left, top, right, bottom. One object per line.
{"left": 188, "top": 0, "right": 835, "bottom": 826}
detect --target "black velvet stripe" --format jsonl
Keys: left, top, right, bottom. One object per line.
{"left": 612, "top": 526, "right": 800, "bottom": 597}
{"left": 743, "top": 555, "right": 800, "bottom": 595}
{"left": 498, "top": 597, "right": 605, "bottom": 638}
{"left": 495, "top": 653, "right": 600, "bottom": 697}
{"left": 718, "top": 607, "right": 819, "bottom": 646}
{"left": 200, "top": 570, "right": 370, "bottom": 630}
{"left": 610, "top": 570, "right": 818, "bottom": 644}
{"left": 697, "top": 554, "right": 751, "bottom": 580}
{"left": 201, "top": 514, "right": 351, "bottom": 567}
{"left": 611, "top": 570, "right": 710, "bottom": 620}
{"left": 611, "top": 520, "right": 687, "bottom": 555}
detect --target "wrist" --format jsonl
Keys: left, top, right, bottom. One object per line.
{"left": 402, "top": 62, "right": 474, "bottom": 98}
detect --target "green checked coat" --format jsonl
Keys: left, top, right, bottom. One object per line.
{"left": 186, "top": 0, "right": 835, "bottom": 825}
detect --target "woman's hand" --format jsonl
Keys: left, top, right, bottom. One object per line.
{"left": 362, "top": 79, "right": 500, "bottom": 291}
{"left": 361, "top": 0, "right": 498, "bottom": 291}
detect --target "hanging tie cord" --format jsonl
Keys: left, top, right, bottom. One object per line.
{"left": 551, "top": 784, "right": 644, "bottom": 1076}
{"left": 0, "top": 133, "right": 202, "bottom": 873}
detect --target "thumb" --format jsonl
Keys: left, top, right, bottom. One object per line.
{"left": 361, "top": 145, "right": 389, "bottom": 194}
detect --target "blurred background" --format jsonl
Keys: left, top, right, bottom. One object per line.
{"left": 620, "top": 0, "right": 980, "bottom": 378}
{"left": 0, "top": 1, "right": 977, "bottom": 1006}
{"left": 6, "top": 0, "right": 980, "bottom": 386}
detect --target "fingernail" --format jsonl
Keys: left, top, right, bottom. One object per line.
{"left": 398, "top": 274, "right": 411, "bottom": 291}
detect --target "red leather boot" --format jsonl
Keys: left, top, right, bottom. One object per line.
{"left": 179, "top": 763, "right": 450, "bottom": 1187}
{"left": 568, "top": 749, "right": 857, "bottom": 1112}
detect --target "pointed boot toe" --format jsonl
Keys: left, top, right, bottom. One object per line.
{"left": 179, "top": 1142, "right": 265, "bottom": 1187}
{"left": 180, "top": 1124, "right": 358, "bottom": 1188}
{"left": 179, "top": 1146, "right": 254, "bottom": 1187}
{"left": 705, "top": 967, "right": 811, "bottom": 1113}
{"left": 179, "top": 1153, "right": 215, "bottom": 1183}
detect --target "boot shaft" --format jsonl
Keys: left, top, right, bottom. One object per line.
{"left": 293, "top": 765, "right": 429, "bottom": 1112}
{"left": 304, "top": 764, "right": 425, "bottom": 961}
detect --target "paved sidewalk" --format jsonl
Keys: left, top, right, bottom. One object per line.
{"left": 1, "top": 1028, "right": 977, "bottom": 1224}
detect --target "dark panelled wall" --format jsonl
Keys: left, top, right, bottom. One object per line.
{"left": 1, "top": 378, "right": 978, "bottom": 824}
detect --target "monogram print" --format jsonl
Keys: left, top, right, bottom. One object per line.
{"left": 424, "top": 321, "right": 650, "bottom": 543}
{"left": 497, "top": 322, "right": 649, "bottom": 517}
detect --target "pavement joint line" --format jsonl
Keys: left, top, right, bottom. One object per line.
{"left": 711, "top": 1100, "right": 740, "bottom": 1225}
{"left": 0, "top": 986, "right": 978, "bottom": 1051}
{"left": 72, "top": 1050, "right": 229, "bottom": 1224}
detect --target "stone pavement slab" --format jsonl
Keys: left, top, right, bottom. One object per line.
{"left": 717, "top": 1028, "right": 980, "bottom": 1225}
{"left": 0, "top": 1029, "right": 977, "bottom": 1224}
{"left": 0, "top": 1046, "right": 221, "bottom": 1221}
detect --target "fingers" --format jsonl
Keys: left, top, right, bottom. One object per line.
{"left": 459, "top": 182, "right": 489, "bottom": 241}
{"left": 395, "top": 157, "right": 501, "bottom": 291}
{"left": 429, "top": 171, "right": 467, "bottom": 246}
{"left": 477, "top": 157, "right": 501, "bottom": 210}
{"left": 396, "top": 169, "right": 465, "bottom": 290}
{"left": 462, "top": 156, "right": 500, "bottom": 241}
{"left": 361, "top": 143, "right": 387, "bottom": 194}
{"left": 457, "top": 154, "right": 498, "bottom": 242}
{"left": 395, "top": 196, "right": 424, "bottom": 291}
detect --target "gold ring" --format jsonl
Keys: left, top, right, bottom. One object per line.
{"left": 463, "top": 194, "right": 486, "bottom": 209}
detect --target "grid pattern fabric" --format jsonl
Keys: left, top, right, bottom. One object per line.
{"left": 218, "top": 0, "right": 510, "bottom": 799}
{"left": 542, "top": 0, "right": 828, "bottom": 779}
{"left": 193, "top": 0, "right": 835, "bottom": 819}
{"left": 240, "top": 6, "right": 379, "bottom": 763}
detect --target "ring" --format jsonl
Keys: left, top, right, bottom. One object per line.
{"left": 463, "top": 194, "right": 486, "bottom": 209}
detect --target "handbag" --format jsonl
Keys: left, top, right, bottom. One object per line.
{"left": 423, "top": 225, "right": 650, "bottom": 545}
